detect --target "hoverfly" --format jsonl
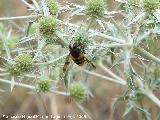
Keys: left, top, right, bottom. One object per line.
{"left": 63, "top": 42, "right": 96, "bottom": 72}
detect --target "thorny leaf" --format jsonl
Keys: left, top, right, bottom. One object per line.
{"left": 122, "top": 103, "right": 134, "bottom": 117}
{"left": 134, "top": 104, "right": 151, "bottom": 120}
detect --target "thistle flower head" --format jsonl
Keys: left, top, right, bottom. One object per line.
{"left": 37, "top": 79, "right": 51, "bottom": 92}
{"left": 144, "top": 0, "right": 160, "bottom": 14}
{"left": 15, "top": 54, "right": 33, "bottom": 72}
{"left": 85, "top": 0, "right": 105, "bottom": 19}
{"left": 72, "top": 30, "right": 89, "bottom": 47}
{"left": 69, "top": 82, "right": 86, "bottom": 101}
{"left": 39, "top": 16, "right": 56, "bottom": 38}
{"left": 6, "top": 63, "right": 21, "bottom": 76}
{"left": 46, "top": 0, "right": 59, "bottom": 15}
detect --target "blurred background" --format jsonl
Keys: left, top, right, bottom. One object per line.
{"left": 0, "top": 0, "right": 159, "bottom": 120}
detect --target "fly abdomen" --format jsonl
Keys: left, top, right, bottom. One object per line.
{"left": 74, "top": 59, "right": 85, "bottom": 66}
{"left": 73, "top": 54, "right": 85, "bottom": 66}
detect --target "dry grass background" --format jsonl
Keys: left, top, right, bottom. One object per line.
{"left": 0, "top": 0, "right": 159, "bottom": 120}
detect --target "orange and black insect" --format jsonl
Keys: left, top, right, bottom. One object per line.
{"left": 63, "top": 42, "right": 95, "bottom": 72}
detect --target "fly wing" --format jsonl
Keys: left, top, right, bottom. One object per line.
{"left": 63, "top": 54, "right": 72, "bottom": 72}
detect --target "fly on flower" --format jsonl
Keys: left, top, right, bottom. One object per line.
{"left": 63, "top": 41, "right": 96, "bottom": 72}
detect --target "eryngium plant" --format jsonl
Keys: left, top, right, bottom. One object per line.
{"left": 0, "top": 0, "right": 160, "bottom": 119}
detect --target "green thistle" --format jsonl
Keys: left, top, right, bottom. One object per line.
{"left": 46, "top": 0, "right": 59, "bottom": 15}
{"left": 144, "top": 0, "right": 160, "bottom": 14}
{"left": 39, "top": 16, "right": 56, "bottom": 38}
{"left": 37, "top": 79, "right": 51, "bottom": 92}
{"left": 6, "top": 63, "right": 21, "bottom": 76}
{"left": 15, "top": 54, "right": 33, "bottom": 72}
{"left": 73, "top": 30, "right": 89, "bottom": 47}
{"left": 85, "top": 0, "right": 105, "bottom": 19}
{"left": 70, "top": 82, "right": 86, "bottom": 101}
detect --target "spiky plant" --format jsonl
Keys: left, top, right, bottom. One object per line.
{"left": 0, "top": 0, "right": 160, "bottom": 119}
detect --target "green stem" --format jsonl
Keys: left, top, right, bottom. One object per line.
{"left": 82, "top": 69, "right": 126, "bottom": 85}
{"left": 135, "top": 47, "right": 160, "bottom": 64}
{"left": 105, "top": 43, "right": 132, "bottom": 48}
{"left": 139, "top": 99, "right": 146, "bottom": 120}
{"left": 0, "top": 14, "right": 125, "bottom": 44}
{"left": 143, "top": 89, "right": 160, "bottom": 108}
{"left": 56, "top": 19, "right": 125, "bottom": 43}
{"left": 86, "top": 18, "right": 94, "bottom": 32}
{"left": 0, "top": 78, "right": 35, "bottom": 90}
{"left": 25, "top": 22, "right": 34, "bottom": 52}
{"left": 97, "top": 32, "right": 125, "bottom": 43}
{"left": 49, "top": 89, "right": 69, "bottom": 96}
{"left": 0, "top": 33, "right": 11, "bottom": 60}
{"left": 24, "top": 74, "right": 41, "bottom": 78}
{"left": 99, "top": 61, "right": 126, "bottom": 84}
{"left": 34, "top": 53, "right": 68, "bottom": 65}
{"left": 0, "top": 73, "right": 9, "bottom": 76}
{"left": 0, "top": 15, "right": 41, "bottom": 21}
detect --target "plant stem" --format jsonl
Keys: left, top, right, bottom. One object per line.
{"left": 56, "top": 19, "right": 125, "bottom": 43}
{"left": 135, "top": 47, "right": 160, "bottom": 64}
{"left": 143, "top": 90, "right": 160, "bottom": 108}
{"left": 24, "top": 74, "right": 41, "bottom": 78}
{"left": 97, "top": 32, "right": 125, "bottom": 43}
{"left": 0, "top": 15, "right": 41, "bottom": 21}
{"left": 110, "top": 17, "right": 129, "bottom": 42}
{"left": 86, "top": 18, "right": 94, "bottom": 31}
{"left": 34, "top": 53, "right": 68, "bottom": 65}
{"left": 106, "top": 43, "right": 132, "bottom": 48}
{"left": 0, "top": 33, "right": 12, "bottom": 60}
{"left": 90, "top": 43, "right": 132, "bottom": 49}
{"left": 0, "top": 78, "right": 68, "bottom": 96}
{"left": 0, "top": 73, "right": 10, "bottom": 76}
{"left": 99, "top": 61, "right": 126, "bottom": 84}
{"left": 0, "top": 78, "right": 35, "bottom": 90}
{"left": 82, "top": 69, "right": 126, "bottom": 85}
{"left": 49, "top": 89, "right": 69, "bottom": 96}
{"left": 0, "top": 15, "right": 125, "bottom": 44}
